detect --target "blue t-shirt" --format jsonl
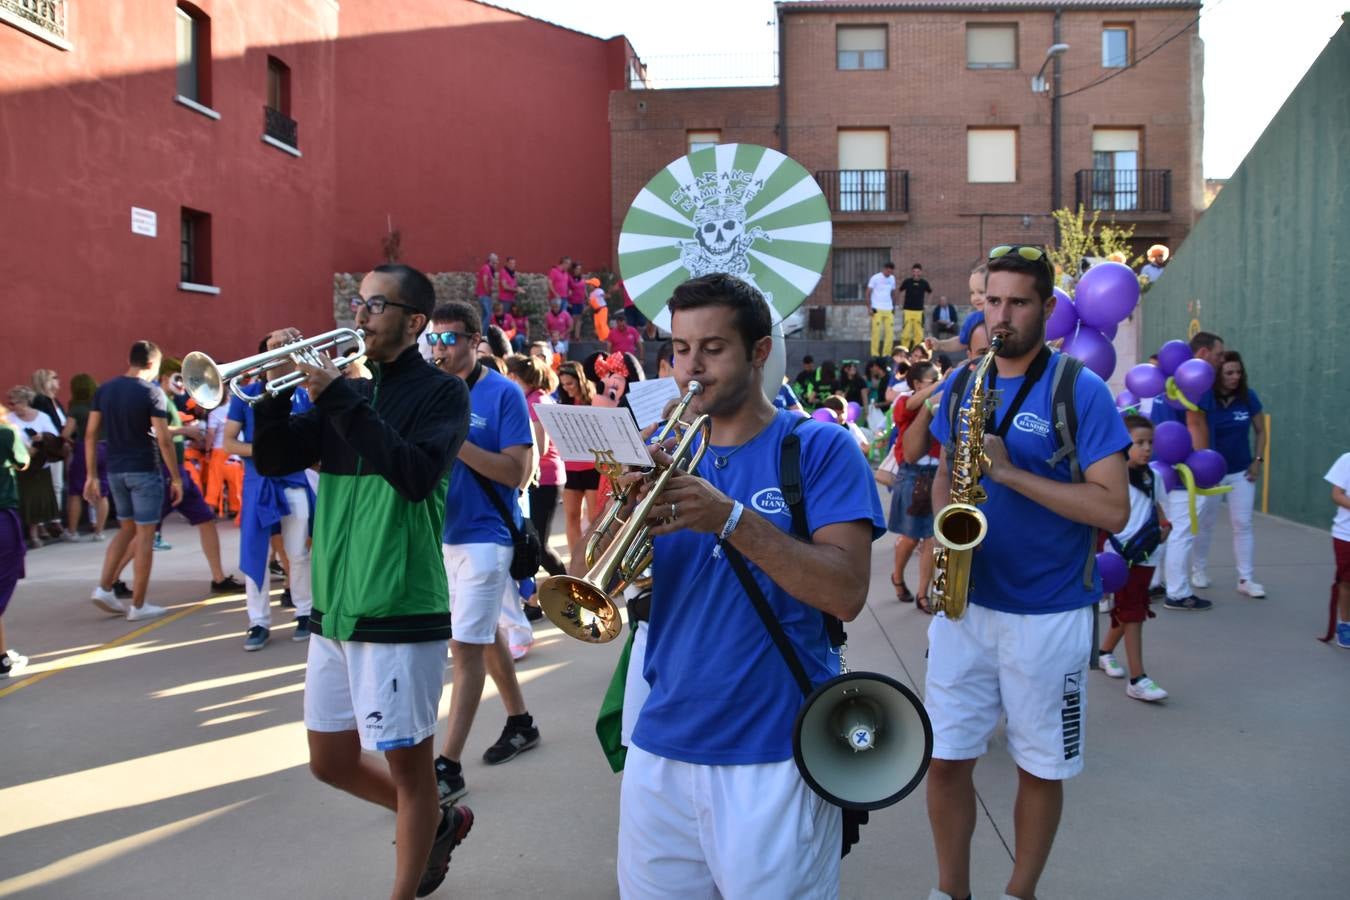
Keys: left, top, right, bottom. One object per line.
{"left": 930, "top": 351, "right": 1131, "bottom": 614}
{"left": 1208, "top": 389, "right": 1262, "bottom": 474}
{"left": 442, "top": 367, "right": 531, "bottom": 546}
{"left": 92, "top": 376, "right": 168, "bottom": 474}
{"left": 633, "top": 412, "right": 886, "bottom": 766}
{"left": 958, "top": 310, "right": 986, "bottom": 346}
{"left": 227, "top": 383, "right": 312, "bottom": 486}
{"left": 772, "top": 382, "right": 801, "bottom": 411}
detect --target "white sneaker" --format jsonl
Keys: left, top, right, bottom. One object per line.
{"left": 1237, "top": 579, "right": 1266, "bottom": 598}
{"left": 0, "top": 649, "right": 27, "bottom": 678}
{"left": 1126, "top": 676, "right": 1169, "bottom": 702}
{"left": 126, "top": 603, "right": 167, "bottom": 622}
{"left": 1190, "top": 571, "right": 1211, "bottom": 589}
{"left": 1098, "top": 652, "right": 1127, "bottom": 678}
{"left": 91, "top": 586, "right": 126, "bottom": 616}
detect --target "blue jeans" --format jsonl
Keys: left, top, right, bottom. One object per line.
{"left": 109, "top": 470, "right": 164, "bottom": 525}
{"left": 477, "top": 295, "right": 493, "bottom": 331}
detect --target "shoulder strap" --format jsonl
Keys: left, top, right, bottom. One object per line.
{"left": 944, "top": 364, "right": 974, "bottom": 458}
{"left": 468, "top": 467, "right": 522, "bottom": 540}
{"left": 778, "top": 416, "right": 847, "bottom": 648}
{"left": 1045, "top": 354, "right": 1096, "bottom": 591}
{"left": 723, "top": 545, "right": 813, "bottom": 696}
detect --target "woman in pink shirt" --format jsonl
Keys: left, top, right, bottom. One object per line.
{"left": 567, "top": 261, "right": 587, "bottom": 339}
{"left": 506, "top": 355, "right": 566, "bottom": 578}
{"left": 606, "top": 315, "right": 642, "bottom": 356}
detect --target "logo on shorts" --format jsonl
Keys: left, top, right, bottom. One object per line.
{"left": 366, "top": 711, "right": 383, "bottom": 723}
{"left": 751, "top": 487, "right": 789, "bottom": 517}
{"left": 1013, "top": 412, "right": 1052, "bottom": 437}
{"left": 364, "top": 711, "right": 385, "bottom": 734}
{"left": 1061, "top": 671, "right": 1083, "bottom": 760}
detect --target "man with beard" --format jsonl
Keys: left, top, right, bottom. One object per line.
{"left": 923, "top": 246, "right": 1130, "bottom": 900}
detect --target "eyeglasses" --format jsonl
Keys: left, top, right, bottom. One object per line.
{"left": 349, "top": 295, "right": 420, "bottom": 316}
{"left": 988, "top": 244, "right": 1049, "bottom": 265}
{"left": 424, "top": 331, "right": 468, "bottom": 347}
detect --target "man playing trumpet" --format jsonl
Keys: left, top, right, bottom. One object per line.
{"left": 611, "top": 274, "right": 884, "bottom": 899}
{"left": 252, "top": 264, "right": 473, "bottom": 900}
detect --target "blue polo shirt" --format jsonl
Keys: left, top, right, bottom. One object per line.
{"left": 92, "top": 376, "right": 169, "bottom": 474}
{"left": 633, "top": 412, "right": 886, "bottom": 766}
{"left": 1208, "top": 390, "right": 1262, "bottom": 474}
{"left": 930, "top": 351, "right": 1131, "bottom": 614}
{"left": 442, "top": 367, "right": 531, "bottom": 546}
{"left": 226, "top": 383, "right": 312, "bottom": 486}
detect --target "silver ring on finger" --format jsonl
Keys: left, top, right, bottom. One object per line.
{"left": 670, "top": 502, "right": 678, "bottom": 521}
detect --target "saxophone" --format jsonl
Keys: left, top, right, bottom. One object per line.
{"left": 930, "top": 335, "right": 1003, "bottom": 620}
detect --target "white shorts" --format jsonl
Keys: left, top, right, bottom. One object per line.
{"left": 442, "top": 542, "right": 513, "bottom": 645}
{"left": 618, "top": 745, "right": 841, "bottom": 900}
{"left": 303, "top": 634, "right": 447, "bottom": 752}
{"left": 925, "top": 603, "right": 1091, "bottom": 780}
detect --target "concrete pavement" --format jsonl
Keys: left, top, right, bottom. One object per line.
{"left": 0, "top": 504, "right": 1344, "bottom": 899}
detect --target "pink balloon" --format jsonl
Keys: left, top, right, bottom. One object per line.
{"left": 845, "top": 401, "right": 862, "bottom": 424}
{"left": 1173, "top": 358, "right": 1215, "bottom": 403}
{"left": 1150, "top": 460, "right": 1181, "bottom": 493}
{"left": 1074, "top": 262, "right": 1140, "bottom": 329}
{"left": 1116, "top": 389, "right": 1139, "bottom": 410}
{"left": 1153, "top": 420, "right": 1193, "bottom": 465}
{"left": 1156, "top": 340, "right": 1192, "bottom": 376}
{"left": 1096, "top": 551, "right": 1129, "bottom": 593}
{"left": 1125, "top": 363, "right": 1166, "bottom": 398}
{"left": 811, "top": 408, "right": 836, "bottom": 423}
{"left": 1045, "top": 287, "right": 1078, "bottom": 341}
{"left": 1186, "top": 449, "right": 1226, "bottom": 489}
{"left": 1061, "top": 324, "right": 1116, "bottom": 380}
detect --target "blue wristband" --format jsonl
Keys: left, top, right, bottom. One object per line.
{"left": 719, "top": 500, "right": 745, "bottom": 543}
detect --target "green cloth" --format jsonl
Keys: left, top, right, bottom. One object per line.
{"left": 595, "top": 625, "right": 635, "bottom": 774}
{"left": 165, "top": 397, "right": 186, "bottom": 467}
{"left": 0, "top": 422, "right": 28, "bottom": 511}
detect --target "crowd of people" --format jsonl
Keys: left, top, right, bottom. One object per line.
{"left": 1, "top": 248, "right": 1344, "bottom": 900}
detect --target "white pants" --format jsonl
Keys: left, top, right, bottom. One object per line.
{"left": 1192, "top": 471, "right": 1256, "bottom": 581}
{"left": 621, "top": 620, "right": 650, "bottom": 747}
{"left": 443, "top": 542, "right": 513, "bottom": 645}
{"left": 50, "top": 463, "right": 64, "bottom": 513}
{"left": 618, "top": 745, "right": 841, "bottom": 900}
{"left": 1163, "top": 490, "right": 1211, "bottom": 599}
{"left": 244, "top": 487, "right": 312, "bottom": 628}
{"left": 304, "top": 634, "right": 447, "bottom": 751}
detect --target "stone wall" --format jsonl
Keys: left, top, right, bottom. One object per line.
{"left": 333, "top": 271, "right": 552, "bottom": 336}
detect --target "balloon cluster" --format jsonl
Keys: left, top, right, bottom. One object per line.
{"left": 1117, "top": 339, "right": 1215, "bottom": 417}
{"left": 1047, "top": 262, "right": 1140, "bottom": 381}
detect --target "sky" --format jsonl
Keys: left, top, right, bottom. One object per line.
{"left": 489, "top": 0, "right": 1346, "bottom": 179}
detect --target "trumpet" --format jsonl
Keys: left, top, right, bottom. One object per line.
{"left": 182, "top": 327, "right": 366, "bottom": 409}
{"left": 537, "top": 381, "right": 712, "bottom": 643}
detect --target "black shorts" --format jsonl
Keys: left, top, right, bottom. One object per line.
{"left": 565, "top": 467, "right": 601, "bottom": 491}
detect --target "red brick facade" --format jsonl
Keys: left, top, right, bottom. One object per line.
{"left": 610, "top": 1, "right": 1201, "bottom": 316}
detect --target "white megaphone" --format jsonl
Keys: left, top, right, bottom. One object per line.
{"left": 793, "top": 672, "right": 933, "bottom": 811}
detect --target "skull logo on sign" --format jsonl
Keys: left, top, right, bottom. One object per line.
{"left": 699, "top": 217, "right": 744, "bottom": 258}
{"left": 673, "top": 169, "right": 771, "bottom": 279}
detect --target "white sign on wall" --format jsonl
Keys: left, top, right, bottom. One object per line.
{"left": 131, "top": 207, "right": 157, "bottom": 237}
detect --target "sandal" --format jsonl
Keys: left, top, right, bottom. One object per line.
{"left": 892, "top": 574, "right": 913, "bottom": 603}
{"left": 915, "top": 595, "right": 933, "bottom": 615}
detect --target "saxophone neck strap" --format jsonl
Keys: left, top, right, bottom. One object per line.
{"left": 986, "top": 346, "right": 1053, "bottom": 438}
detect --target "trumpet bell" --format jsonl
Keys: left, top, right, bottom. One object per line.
{"left": 537, "top": 575, "right": 624, "bottom": 644}
{"left": 182, "top": 351, "right": 227, "bottom": 409}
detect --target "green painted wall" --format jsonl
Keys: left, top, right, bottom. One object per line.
{"left": 1141, "top": 18, "right": 1349, "bottom": 529}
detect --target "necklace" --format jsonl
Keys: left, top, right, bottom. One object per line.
{"left": 709, "top": 414, "right": 776, "bottom": 470}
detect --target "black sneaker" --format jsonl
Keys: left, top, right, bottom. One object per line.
{"left": 482, "top": 717, "right": 540, "bottom": 765}
{"left": 417, "top": 805, "right": 474, "bottom": 898}
{"left": 292, "top": 615, "right": 310, "bottom": 642}
{"left": 280, "top": 588, "right": 295, "bottom": 609}
{"left": 523, "top": 603, "right": 543, "bottom": 623}
{"left": 211, "top": 575, "right": 245, "bottom": 594}
{"left": 269, "top": 559, "right": 285, "bottom": 580}
{"left": 244, "top": 625, "right": 270, "bottom": 651}
{"left": 1163, "top": 594, "right": 1213, "bottom": 611}
{"left": 1148, "top": 585, "right": 1166, "bottom": 600}
{"left": 435, "top": 757, "right": 467, "bottom": 805}
{"left": 112, "top": 580, "right": 132, "bottom": 600}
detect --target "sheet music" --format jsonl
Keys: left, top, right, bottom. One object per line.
{"left": 624, "top": 377, "right": 683, "bottom": 430}
{"left": 533, "top": 404, "right": 654, "bottom": 467}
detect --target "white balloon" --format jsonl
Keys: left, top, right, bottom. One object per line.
{"left": 762, "top": 316, "right": 787, "bottom": 404}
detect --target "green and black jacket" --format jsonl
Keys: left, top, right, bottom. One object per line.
{"left": 253, "top": 345, "right": 469, "bottom": 643}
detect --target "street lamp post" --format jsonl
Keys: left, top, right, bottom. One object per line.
{"left": 1033, "top": 40, "right": 1070, "bottom": 241}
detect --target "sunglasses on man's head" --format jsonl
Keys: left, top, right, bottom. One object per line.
{"left": 988, "top": 244, "right": 1049, "bottom": 265}
{"left": 423, "top": 331, "right": 466, "bottom": 347}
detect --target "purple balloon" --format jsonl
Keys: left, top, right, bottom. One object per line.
{"left": 1074, "top": 262, "right": 1140, "bottom": 329}
{"left": 811, "top": 408, "right": 836, "bottom": 423}
{"left": 845, "top": 401, "right": 862, "bottom": 424}
{"left": 1153, "top": 420, "right": 1193, "bottom": 465}
{"left": 1186, "top": 449, "right": 1227, "bottom": 489}
{"left": 1125, "top": 363, "right": 1166, "bottom": 399}
{"left": 1173, "top": 358, "right": 1215, "bottom": 403}
{"left": 1098, "top": 319, "right": 1119, "bottom": 340}
{"left": 1157, "top": 339, "right": 1192, "bottom": 376}
{"left": 1096, "top": 551, "right": 1129, "bottom": 593}
{"left": 1116, "top": 389, "right": 1139, "bottom": 410}
{"left": 1060, "top": 324, "right": 1117, "bottom": 380}
{"left": 1150, "top": 460, "right": 1182, "bottom": 493}
{"left": 1045, "top": 287, "right": 1078, "bottom": 341}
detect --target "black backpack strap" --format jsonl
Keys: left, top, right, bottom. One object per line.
{"left": 468, "top": 467, "right": 522, "bottom": 541}
{"left": 723, "top": 544, "right": 813, "bottom": 696}
{"left": 1045, "top": 354, "right": 1096, "bottom": 592}
{"left": 780, "top": 416, "right": 846, "bottom": 648}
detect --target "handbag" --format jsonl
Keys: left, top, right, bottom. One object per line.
{"left": 469, "top": 469, "right": 542, "bottom": 580}
{"left": 907, "top": 465, "right": 935, "bottom": 517}
{"left": 874, "top": 452, "right": 899, "bottom": 488}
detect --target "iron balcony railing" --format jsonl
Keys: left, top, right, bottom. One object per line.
{"left": 1, "top": 0, "right": 65, "bottom": 38}
{"left": 815, "top": 169, "right": 910, "bottom": 214}
{"left": 264, "top": 105, "right": 299, "bottom": 149}
{"left": 1075, "top": 168, "right": 1171, "bottom": 213}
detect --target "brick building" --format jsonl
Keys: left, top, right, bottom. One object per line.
{"left": 1, "top": 0, "right": 637, "bottom": 384}
{"left": 610, "top": 0, "right": 1203, "bottom": 333}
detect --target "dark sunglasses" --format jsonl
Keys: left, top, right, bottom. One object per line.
{"left": 423, "top": 331, "right": 468, "bottom": 347}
